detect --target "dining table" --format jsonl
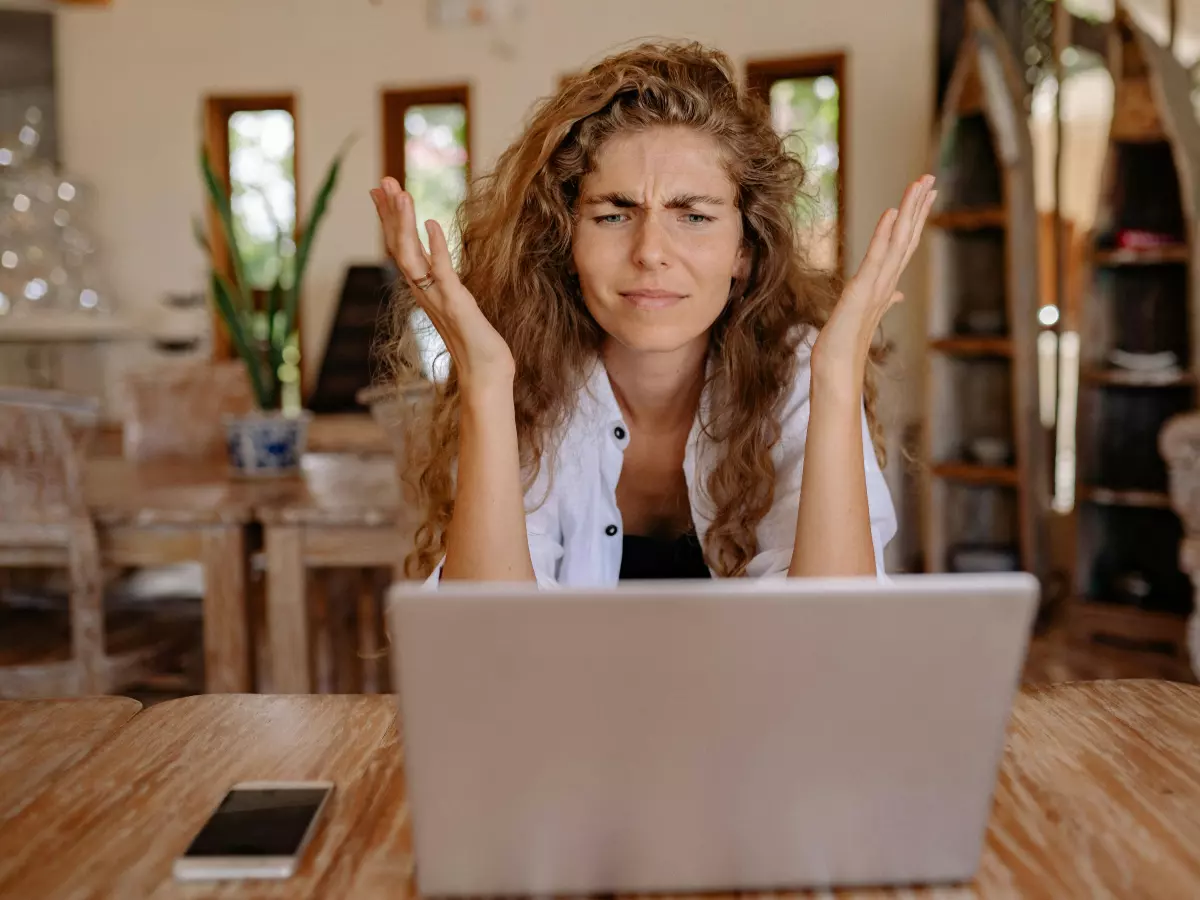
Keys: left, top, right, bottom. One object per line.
{"left": 0, "top": 696, "right": 142, "bottom": 828}
{"left": 82, "top": 452, "right": 406, "bottom": 694}
{"left": 0, "top": 679, "right": 1197, "bottom": 898}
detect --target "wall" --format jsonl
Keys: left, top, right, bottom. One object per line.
{"left": 56, "top": 0, "right": 935, "bottom": 566}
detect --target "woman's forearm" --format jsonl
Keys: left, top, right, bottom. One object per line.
{"left": 788, "top": 362, "right": 877, "bottom": 578}
{"left": 442, "top": 381, "right": 536, "bottom": 581}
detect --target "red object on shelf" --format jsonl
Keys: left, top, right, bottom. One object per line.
{"left": 1114, "top": 229, "right": 1180, "bottom": 249}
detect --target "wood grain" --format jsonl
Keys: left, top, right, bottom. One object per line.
{"left": 0, "top": 683, "right": 1198, "bottom": 898}
{"left": 0, "top": 697, "right": 141, "bottom": 826}
{"left": 980, "top": 681, "right": 1200, "bottom": 897}
{"left": 0, "top": 695, "right": 409, "bottom": 900}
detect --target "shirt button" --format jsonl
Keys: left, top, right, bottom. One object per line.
{"left": 613, "top": 425, "right": 626, "bottom": 441}
{"left": 605, "top": 524, "right": 619, "bottom": 537}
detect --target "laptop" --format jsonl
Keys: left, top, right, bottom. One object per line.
{"left": 387, "top": 572, "right": 1037, "bottom": 896}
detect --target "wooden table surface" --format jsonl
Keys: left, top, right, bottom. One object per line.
{"left": 2, "top": 681, "right": 1197, "bottom": 899}
{"left": 0, "top": 697, "right": 142, "bottom": 827}
{"left": 84, "top": 458, "right": 267, "bottom": 526}
{"left": 255, "top": 453, "right": 400, "bottom": 527}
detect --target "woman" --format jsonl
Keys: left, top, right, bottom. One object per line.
{"left": 371, "top": 40, "right": 934, "bottom": 586}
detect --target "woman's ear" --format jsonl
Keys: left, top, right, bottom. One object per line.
{"left": 733, "top": 243, "right": 751, "bottom": 282}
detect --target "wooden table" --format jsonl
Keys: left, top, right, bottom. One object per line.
{"left": 84, "top": 459, "right": 275, "bottom": 693}
{"left": 0, "top": 697, "right": 141, "bottom": 826}
{"left": 1, "top": 680, "right": 1197, "bottom": 898}
{"left": 257, "top": 453, "right": 409, "bottom": 693}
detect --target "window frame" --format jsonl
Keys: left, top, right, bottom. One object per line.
{"left": 380, "top": 84, "right": 472, "bottom": 197}
{"left": 202, "top": 93, "right": 300, "bottom": 369}
{"left": 745, "top": 52, "right": 849, "bottom": 276}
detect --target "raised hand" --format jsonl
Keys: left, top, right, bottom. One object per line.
{"left": 370, "top": 177, "right": 514, "bottom": 389}
{"left": 813, "top": 175, "right": 937, "bottom": 378}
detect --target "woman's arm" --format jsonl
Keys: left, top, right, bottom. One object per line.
{"left": 788, "top": 175, "right": 936, "bottom": 578}
{"left": 444, "top": 379, "right": 536, "bottom": 581}
{"left": 372, "top": 177, "right": 535, "bottom": 582}
{"left": 788, "top": 363, "right": 877, "bottom": 576}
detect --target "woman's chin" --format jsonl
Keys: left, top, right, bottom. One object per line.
{"left": 604, "top": 321, "right": 709, "bottom": 355}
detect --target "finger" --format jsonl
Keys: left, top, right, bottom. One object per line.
{"left": 899, "top": 189, "right": 937, "bottom": 273}
{"left": 425, "top": 219, "right": 462, "bottom": 290}
{"left": 880, "top": 177, "right": 933, "bottom": 284}
{"left": 856, "top": 208, "right": 899, "bottom": 282}
{"left": 385, "top": 184, "right": 432, "bottom": 280}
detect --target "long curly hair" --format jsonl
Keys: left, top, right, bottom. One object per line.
{"left": 389, "top": 39, "right": 885, "bottom": 580}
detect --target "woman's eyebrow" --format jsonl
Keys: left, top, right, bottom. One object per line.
{"left": 581, "top": 192, "right": 727, "bottom": 209}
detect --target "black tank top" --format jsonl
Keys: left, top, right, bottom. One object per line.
{"left": 619, "top": 532, "right": 712, "bottom": 580}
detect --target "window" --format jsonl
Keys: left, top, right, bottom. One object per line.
{"left": 382, "top": 85, "right": 470, "bottom": 379}
{"left": 747, "top": 54, "right": 847, "bottom": 274}
{"left": 204, "top": 94, "right": 301, "bottom": 408}
{"left": 382, "top": 86, "right": 470, "bottom": 255}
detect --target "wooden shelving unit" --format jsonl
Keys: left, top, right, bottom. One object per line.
{"left": 1071, "top": 5, "right": 1198, "bottom": 657}
{"left": 921, "top": 0, "right": 1051, "bottom": 584}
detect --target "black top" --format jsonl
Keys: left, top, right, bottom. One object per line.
{"left": 619, "top": 532, "right": 712, "bottom": 580}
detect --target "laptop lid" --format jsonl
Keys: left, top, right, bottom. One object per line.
{"left": 388, "top": 572, "right": 1037, "bottom": 896}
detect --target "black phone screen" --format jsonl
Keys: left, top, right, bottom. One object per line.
{"left": 182, "top": 787, "right": 330, "bottom": 858}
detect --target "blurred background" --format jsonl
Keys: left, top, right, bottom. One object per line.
{"left": 2, "top": 0, "right": 1199, "bottom": 701}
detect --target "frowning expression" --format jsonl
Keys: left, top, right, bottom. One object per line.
{"left": 572, "top": 126, "right": 749, "bottom": 353}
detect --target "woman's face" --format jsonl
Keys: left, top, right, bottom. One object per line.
{"left": 572, "top": 126, "right": 748, "bottom": 354}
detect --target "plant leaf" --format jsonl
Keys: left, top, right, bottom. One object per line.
{"left": 211, "top": 271, "right": 271, "bottom": 408}
{"left": 200, "top": 146, "right": 252, "bottom": 311}
{"left": 191, "top": 215, "right": 213, "bottom": 257}
{"left": 282, "top": 133, "right": 356, "bottom": 344}
{"left": 265, "top": 274, "right": 285, "bottom": 400}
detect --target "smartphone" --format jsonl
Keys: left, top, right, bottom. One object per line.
{"left": 172, "top": 781, "right": 334, "bottom": 881}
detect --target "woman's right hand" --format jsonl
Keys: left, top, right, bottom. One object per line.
{"left": 370, "top": 177, "right": 515, "bottom": 390}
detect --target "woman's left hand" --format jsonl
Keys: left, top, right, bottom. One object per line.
{"left": 812, "top": 175, "right": 936, "bottom": 382}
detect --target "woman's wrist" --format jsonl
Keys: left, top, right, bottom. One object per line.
{"left": 809, "top": 342, "right": 868, "bottom": 405}
{"left": 460, "top": 365, "right": 516, "bottom": 413}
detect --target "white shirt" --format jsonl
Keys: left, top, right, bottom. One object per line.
{"left": 427, "top": 327, "right": 897, "bottom": 586}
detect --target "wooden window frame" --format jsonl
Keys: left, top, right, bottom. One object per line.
{"left": 745, "top": 52, "right": 849, "bottom": 276}
{"left": 202, "top": 93, "right": 300, "bottom": 370}
{"left": 381, "top": 84, "right": 472, "bottom": 194}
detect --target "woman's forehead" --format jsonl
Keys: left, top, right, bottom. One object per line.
{"left": 582, "top": 127, "right": 736, "bottom": 201}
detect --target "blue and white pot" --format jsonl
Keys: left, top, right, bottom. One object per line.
{"left": 224, "top": 410, "right": 311, "bottom": 478}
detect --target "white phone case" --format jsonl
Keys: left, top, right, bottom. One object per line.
{"left": 172, "top": 780, "right": 334, "bottom": 882}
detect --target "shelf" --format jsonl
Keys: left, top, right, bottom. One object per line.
{"left": 1079, "top": 486, "right": 1173, "bottom": 509}
{"left": 1080, "top": 368, "right": 1196, "bottom": 388}
{"left": 0, "top": 312, "right": 138, "bottom": 342}
{"left": 931, "top": 462, "right": 1019, "bottom": 487}
{"left": 1093, "top": 244, "right": 1189, "bottom": 266}
{"left": 929, "top": 336, "right": 1013, "bottom": 357}
{"left": 928, "top": 207, "right": 1006, "bottom": 230}
{"left": 1069, "top": 598, "right": 1190, "bottom": 655}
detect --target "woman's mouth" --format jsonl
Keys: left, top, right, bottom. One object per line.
{"left": 619, "top": 289, "right": 686, "bottom": 310}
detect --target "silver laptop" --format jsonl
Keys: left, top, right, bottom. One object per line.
{"left": 387, "top": 572, "right": 1037, "bottom": 896}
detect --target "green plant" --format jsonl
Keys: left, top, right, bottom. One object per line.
{"left": 195, "top": 135, "right": 353, "bottom": 410}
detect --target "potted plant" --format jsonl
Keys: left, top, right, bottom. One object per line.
{"left": 196, "top": 136, "right": 352, "bottom": 477}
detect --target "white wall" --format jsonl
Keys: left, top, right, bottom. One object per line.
{"left": 57, "top": 0, "right": 935, "bottom": 564}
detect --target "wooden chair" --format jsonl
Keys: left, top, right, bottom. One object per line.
{"left": 113, "top": 361, "right": 258, "bottom": 685}
{"left": 0, "top": 399, "right": 169, "bottom": 698}
{"left": 120, "top": 360, "right": 254, "bottom": 463}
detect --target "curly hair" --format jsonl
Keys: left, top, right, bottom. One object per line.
{"left": 389, "top": 39, "right": 885, "bottom": 580}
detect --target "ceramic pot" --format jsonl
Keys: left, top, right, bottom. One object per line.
{"left": 224, "top": 410, "right": 311, "bottom": 478}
